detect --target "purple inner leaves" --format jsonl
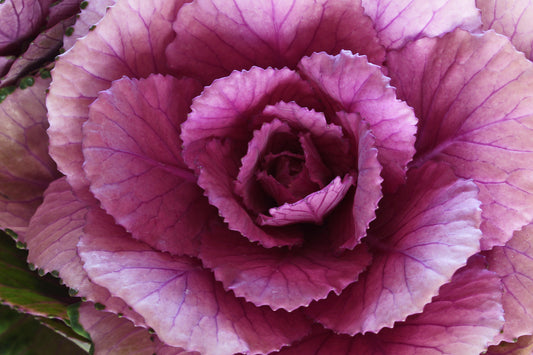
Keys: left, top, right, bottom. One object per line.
{"left": 180, "top": 55, "right": 392, "bottom": 251}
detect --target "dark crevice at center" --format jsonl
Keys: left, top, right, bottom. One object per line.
{"left": 253, "top": 129, "right": 323, "bottom": 207}
{"left": 262, "top": 151, "right": 305, "bottom": 186}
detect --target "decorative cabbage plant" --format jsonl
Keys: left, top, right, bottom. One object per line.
{"left": 2, "top": 0, "right": 533, "bottom": 354}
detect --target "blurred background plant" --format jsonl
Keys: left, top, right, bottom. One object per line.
{"left": 0, "top": 229, "right": 92, "bottom": 354}
{"left": 0, "top": 0, "right": 97, "bottom": 352}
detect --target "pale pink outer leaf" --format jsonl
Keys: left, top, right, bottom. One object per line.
{"left": 477, "top": 0, "right": 533, "bottom": 60}
{"left": 78, "top": 302, "right": 157, "bottom": 355}
{"left": 488, "top": 224, "right": 533, "bottom": 343}
{"left": 62, "top": 0, "right": 116, "bottom": 51}
{"left": 298, "top": 51, "right": 417, "bottom": 193}
{"left": 277, "top": 255, "right": 504, "bottom": 355}
{"left": 259, "top": 175, "right": 353, "bottom": 226}
{"left": 486, "top": 335, "right": 533, "bottom": 355}
{"left": 78, "top": 207, "right": 312, "bottom": 355}
{"left": 83, "top": 74, "right": 214, "bottom": 257}
{"left": 388, "top": 29, "right": 533, "bottom": 249}
{"left": 199, "top": 220, "right": 371, "bottom": 312}
{"left": 307, "top": 161, "right": 482, "bottom": 334}
{"left": 25, "top": 177, "right": 145, "bottom": 325}
{"left": 361, "top": 0, "right": 481, "bottom": 49}
{"left": 0, "top": 0, "right": 51, "bottom": 53}
{"left": 166, "top": 0, "right": 384, "bottom": 84}
{"left": 78, "top": 302, "right": 195, "bottom": 355}
{"left": 154, "top": 339, "right": 198, "bottom": 355}
{"left": 47, "top": 0, "right": 187, "bottom": 189}
{"left": 0, "top": 76, "right": 59, "bottom": 237}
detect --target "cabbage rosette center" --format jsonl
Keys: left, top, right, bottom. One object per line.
{"left": 174, "top": 49, "right": 434, "bottom": 316}
{"left": 74, "top": 48, "right": 485, "bottom": 339}
{"left": 181, "top": 58, "right": 385, "bottom": 251}
{"left": 180, "top": 52, "right": 396, "bottom": 312}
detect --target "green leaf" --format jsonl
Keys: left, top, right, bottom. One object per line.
{"left": 0, "top": 230, "right": 73, "bottom": 319}
{"left": 67, "top": 303, "right": 92, "bottom": 340}
{"left": 38, "top": 316, "right": 92, "bottom": 352}
{"left": 0, "top": 230, "right": 94, "bottom": 352}
{"left": 0, "top": 304, "right": 89, "bottom": 354}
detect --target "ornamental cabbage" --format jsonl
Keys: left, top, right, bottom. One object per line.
{"left": 2, "top": 0, "right": 533, "bottom": 354}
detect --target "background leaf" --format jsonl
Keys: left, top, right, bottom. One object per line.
{"left": 0, "top": 230, "right": 72, "bottom": 318}
{"left": 0, "top": 304, "right": 90, "bottom": 355}
{"left": 0, "top": 229, "right": 92, "bottom": 353}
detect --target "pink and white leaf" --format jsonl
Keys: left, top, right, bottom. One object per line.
{"left": 259, "top": 175, "right": 353, "bottom": 226}
{"left": 47, "top": 0, "right": 187, "bottom": 189}
{"left": 25, "top": 177, "right": 145, "bottom": 325}
{"left": 277, "top": 255, "right": 503, "bottom": 355}
{"left": 78, "top": 207, "right": 312, "bottom": 355}
{"left": 388, "top": 29, "right": 533, "bottom": 249}
{"left": 200, "top": 220, "right": 371, "bottom": 312}
{"left": 488, "top": 224, "right": 533, "bottom": 343}
{"left": 298, "top": 51, "right": 417, "bottom": 193}
{"left": 166, "top": 0, "right": 384, "bottom": 84}
{"left": 307, "top": 161, "right": 482, "bottom": 334}
{"left": 477, "top": 0, "right": 533, "bottom": 60}
{"left": 83, "top": 74, "right": 213, "bottom": 257}
{"left": 361, "top": 0, "right": 481, "bottom": 49}
{"left": 62, "top": 0, "right": 117, "bottom": 51}
{"left": 78, "top": 302, "right": 194, "bottom": 355}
